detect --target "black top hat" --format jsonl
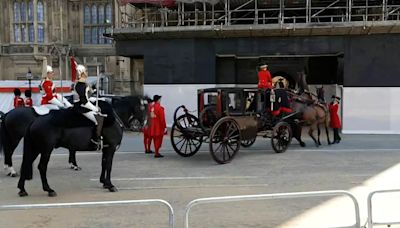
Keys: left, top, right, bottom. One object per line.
{"left": 24, "top": 89, "right": 32, "bottom": 97}
{"left": 13, "top": 88, "right": 21, "bottom": 96}
{"left": 153, "top": 95, "right": 162, "bottom": 102}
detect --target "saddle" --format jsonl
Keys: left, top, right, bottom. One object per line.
{"left": 32, "top": 104, "right": 60, "bottom": 115}
{"left": 49, "top": 109, "right": 96, "bottom": 128}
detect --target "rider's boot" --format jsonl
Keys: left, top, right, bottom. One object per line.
{"left": 91, "top": 115, "right": 104, "bottom": 149}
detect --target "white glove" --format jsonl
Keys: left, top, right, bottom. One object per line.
{"left": 81, "top": 101, "right": 99, "bottom": 112}
{"left": 49, "top": 97, "right": 65, "bottom": 108}
{"left": 89, "top": 97, "right": 106, "bottom": 103}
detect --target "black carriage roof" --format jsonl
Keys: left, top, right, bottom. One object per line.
{"left": 198, "top": 87, "right": 262, "bottom": 93}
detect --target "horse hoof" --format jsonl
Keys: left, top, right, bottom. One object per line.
{"left": 18, "top": 191, "right": 28, "bottom": 197}
{"left": 10, "top": 173, "right": 18, "bottom": 177}
{"left": 48, "top": 191, "right": 57, "bottom": 197}
{"left": 300, "top": 142, "right": 306, "bottom": 147}
{"left": 108, "top": 186, "right": 118, "bottom": 192}
{"left": 73, "top": 166, "right": 82, "bottom": 171}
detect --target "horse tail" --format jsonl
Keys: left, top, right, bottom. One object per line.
{"left": 0, "top": 111, "right": 5, "bottom": 156}
{"left": 22, "top": 123, "right": 34, "bottom": 180}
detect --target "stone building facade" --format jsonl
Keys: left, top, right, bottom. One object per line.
{"left": 0, "top": 0, "right": 143, "bottom": 95}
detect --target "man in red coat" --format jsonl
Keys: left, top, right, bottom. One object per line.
{"left": 257, "top": 64, "right": 273, "bottom": 90}
{"left": 24, "top": 89, "right": 33, "bottom": 107}
{"left": 149, "top": 95, "right": 167, "bottom": 158}
{"left": 143, "top": 98, "right": 154, "bottom": 154}
{"left": 13, "top": 88, "right": 25, "bottom": 108}
{"left": 329, "top": 95, "right": 342, "bottom": 144}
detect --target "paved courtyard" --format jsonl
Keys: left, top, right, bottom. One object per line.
{"left": 1, "top": 131, "right": 400, "bottom": 227}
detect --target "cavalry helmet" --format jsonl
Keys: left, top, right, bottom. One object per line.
{"left": 76, "top": 64, "right": 87, "bottom": 76}
{"left": 46, "top": 65, "right": 54, "bottom": 73}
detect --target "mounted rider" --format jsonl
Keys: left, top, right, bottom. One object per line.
{"left": 40, "top": 65, "right": 73, "bottom": 109}
{"left": 72, "top": 64, "right": 104, "bottom": 146}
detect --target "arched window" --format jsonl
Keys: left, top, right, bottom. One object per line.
{"left": 37, "top": 1, "right": 44, "bottom": 22}
{"left": 98, "top": 5, "right": 105, "bottom": 24}
{"left": 28, "top": 0, "right": 33, "bottom": 21}
{"left": 91, "top": 5, "right": 97, "bottom": 24}
{"left": 105, "top": 4, "right": 112, "bottom": 24}
{"left": 20, "top": 1, "right": 27, "bottom": 21}
{"left": 13, "top": 0, "right": 45, "bottom": 43}
{"left": 84, "top": 5, "right": 90, "bottom": 24}
{"left": 84, "top": 2, "right": 112, "bottom": 45}
{"left": 14, "top": 1, "right": 20, "bottom": 22}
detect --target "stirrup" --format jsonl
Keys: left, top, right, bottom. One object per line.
{"left": 91, "top": 136, "right": 103, "bottom": 151}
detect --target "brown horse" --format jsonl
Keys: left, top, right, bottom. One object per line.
{"left": 287, "top": 72, "right": 331, "bottom": 147}
{"left": 289, "top": 91, "right": 331, "bottom": 146}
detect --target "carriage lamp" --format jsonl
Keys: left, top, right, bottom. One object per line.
{"left": 26, "top": 68, "right": 33, "bottom": 90}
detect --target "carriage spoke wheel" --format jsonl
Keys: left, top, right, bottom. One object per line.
{"left": 241, "top": 138, "right": 256, "bottom": 148}
{"left": 209, "top": 117, "right": 241, "bottom": 164}
{"left": 199, "top": 105, "right": 219, "bottom": 131}
{"left": 171, "top": 114, "right": 203, "bottom": 157}
{"left": 271, "top": 121, "right": 292, "bottom": 153}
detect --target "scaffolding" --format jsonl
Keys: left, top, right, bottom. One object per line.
{"left": 117, "top": 0, "right": 400, "bottom": 29}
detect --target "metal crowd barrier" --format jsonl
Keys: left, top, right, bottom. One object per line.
{"left": 184, "top": 190, "right": 360, "bottom": 228}
{"left": 0, "top": 199, "right": 174, "bottom": 228}
{"left": 367, "top": 189, "right": 400, "bottom": 228}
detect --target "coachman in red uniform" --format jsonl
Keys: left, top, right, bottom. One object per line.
{"left": 143, "top": 98, "right": 154, "bottom": 154}
{"left": 24, "top": 89, "right": 33, "bottom": 107}
{"left": 329, "top": 95, "right": 342, "bottom": 144}
{"left": 149, "top": 95, "right": 167, "bottom": 158}
{"left": 13, "top": 88, "right": 25, "bottom": 108}
{"left": 257, "top": 64, "right": 273, "bottom": 90}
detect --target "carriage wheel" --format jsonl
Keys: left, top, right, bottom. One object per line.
{"left": 170, "top": 114, "right": 203, "bottom": 157}
{"left": 271, "top": 121, "right": 292, "bottom": 153}
{"left": 199, "top": 105, "right": 219, "bottom": 131}
{"left": 209, "top": 117, "right": 241, "bottom": 164}
{"left": 241, "top": 138, "right": 256, "bottom": 148}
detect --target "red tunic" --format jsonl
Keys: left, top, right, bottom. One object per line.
{"left": 25, "top": 98, "right": 33, "bottom": 107}
{"left": 258, "top": 70, "right": 272, "bottom": 89}
{"left": 14, "top": 96, "right": 25, "bottom": 108}
{"left": 329, "top": 103, "right": 341, "bottom": 129}
{"left": 41, "top": 80, "right": 56, "bottom": 105}
{"left": 148, "top": 103, "right": 167, "bottom": 137}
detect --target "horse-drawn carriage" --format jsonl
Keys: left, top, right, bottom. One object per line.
{"left": 170, "top": 87, "right": 299, "bottom": 164}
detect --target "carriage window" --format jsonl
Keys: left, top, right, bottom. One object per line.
{"left": 245, "top": 92, "right": 256, "bottom": 112}
{"left": 227, "top": 92, "right": 243, "bottom": 113}
{"left": 204, "top": 92, "right": 218, "bottom": 106}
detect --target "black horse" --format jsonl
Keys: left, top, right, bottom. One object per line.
{"left": 0, "top": 108, "right": 82, "bottom": 177}
{"left": 17, "top": 101, "right": 123, "bottom": 197}
{"left": 0, "top": 95, "right": 145, "bottom": 177}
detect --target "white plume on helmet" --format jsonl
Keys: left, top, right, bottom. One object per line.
{"left": 76, "top": 64, "right": 87, "bottom": 77}
{"left": 46, "top": 65, "right": 53, "bottom": 73}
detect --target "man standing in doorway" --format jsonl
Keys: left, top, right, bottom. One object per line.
{"left": 149, "top": 95, "right": 167, "bottom": 158}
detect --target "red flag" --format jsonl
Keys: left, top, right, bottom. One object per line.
{"left": 70, "top": 56, "right": 77, "bottom": 82}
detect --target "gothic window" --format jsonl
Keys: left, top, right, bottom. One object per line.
{"left": 13, "top": 0, "right": 45, "bottom": 43}
{"left": 83, "top": 1, "right": 112, "bottom": 45}
{"left": 84, "top": 5, "right": 90, "bottom": 24}
{"left": 37, "top": 1, "right": 44, "bottom": 22}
